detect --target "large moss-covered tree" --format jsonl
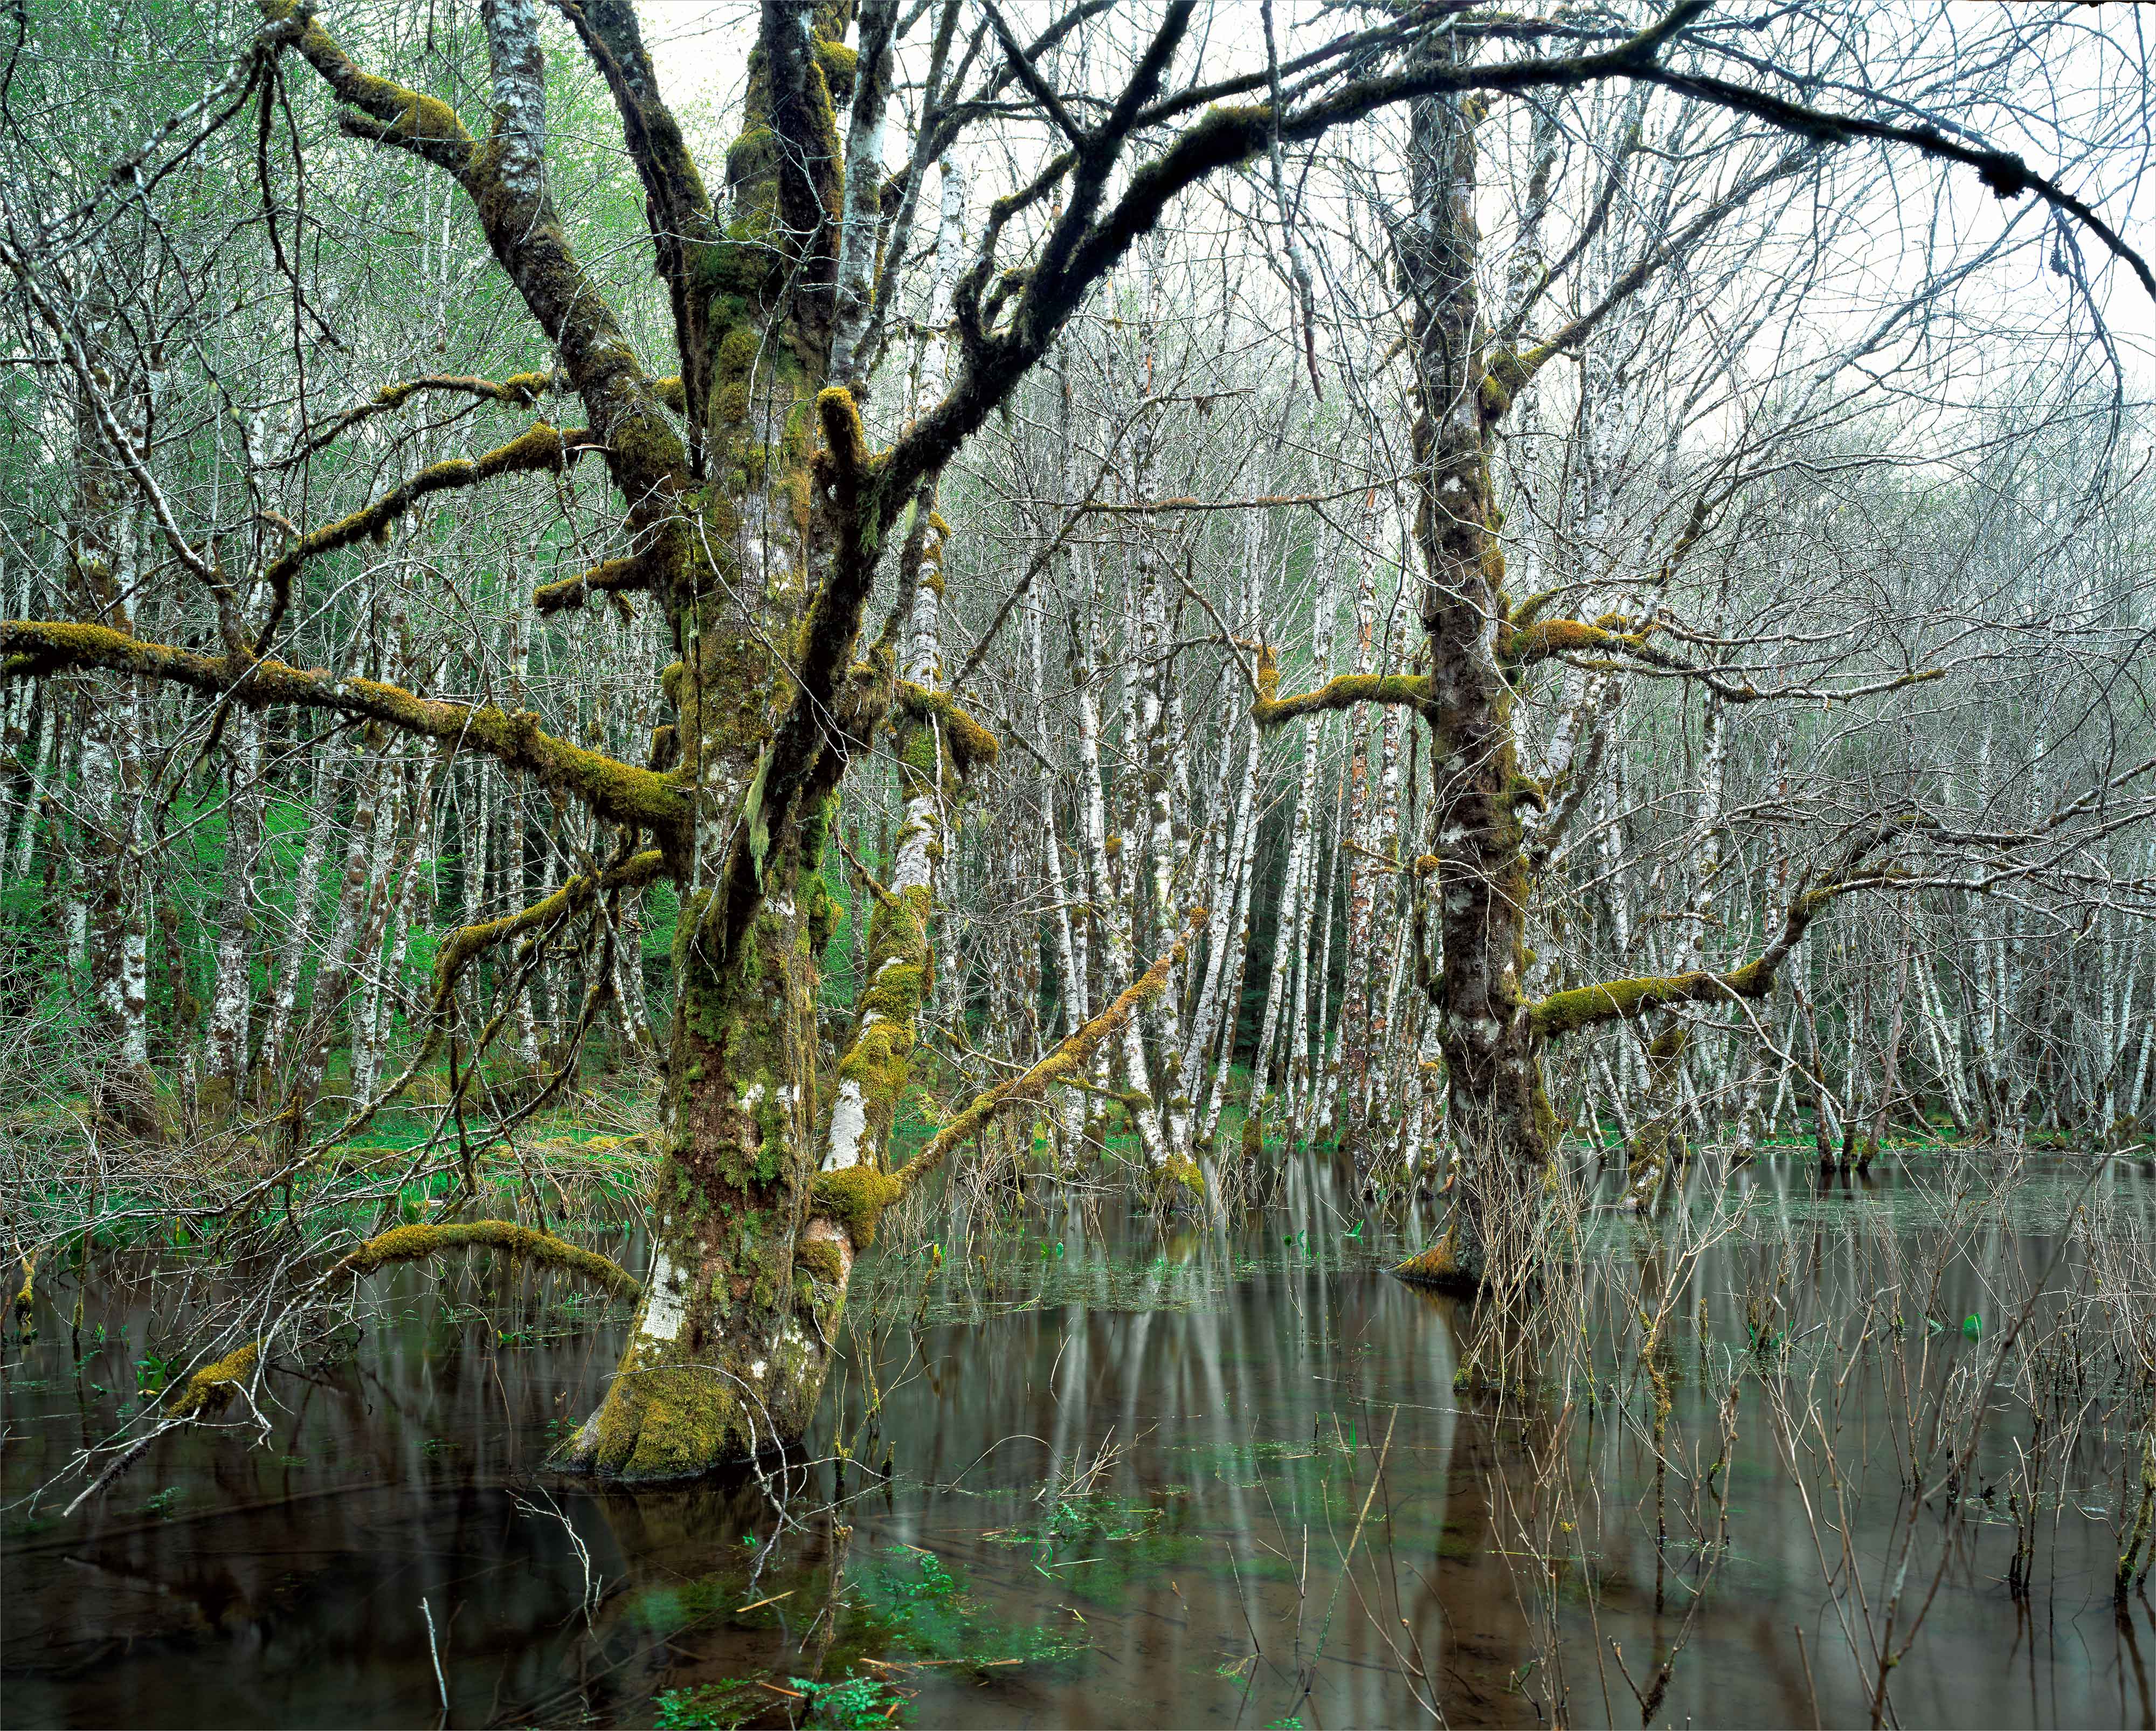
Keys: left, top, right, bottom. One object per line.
{"left": 4, "top": 0, "right": 2145, "bottom": 1477}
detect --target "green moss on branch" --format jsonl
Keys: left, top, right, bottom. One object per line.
{"left": 810, "top": 1167, "right": 903, "bottom": 1246}
{"left": 260, "top": 423, "right": 591, "bottom": 602}
{"left": 170, "top": 1341, "right": 262, "bottom": 1419}
{"left": 1530, "top": 875, "right": 1861, "bottom": 1040}
{"left": 1500, "top": 616, "right": 1646, "bottom": 666}
{"left": 533, "top": 553, "right": 658, "bottom": 615}
{"left": 879, "top": 918, "right": 1198, "bottom": 1213}
{"left": 334, "top": 1221, "right": 641, "bottom": 1298}
{"left": 433, "top": 847, "right": 664, "bottom": 1001}
{"left": 1255, "top": 670, "right": 1434, "bottom": 728}
{"left": 0, "top": 623, "right": 687, "bottom": 836}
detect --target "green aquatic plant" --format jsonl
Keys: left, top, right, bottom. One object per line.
{"left": 785, "top": 1673, "right": 910, "bottom": 1728}
{"left": 854, "top": 1545, "right": 1087, "bottom": 1669}
{"left": 652, "top": 1680, "right": 766, "bottom": 1730}
{"left": 1045, "top": 1491, "right": 1163, "bottom": 1546}
{"left": 134, "top": 1352, "right": 178, "bottom": 1395}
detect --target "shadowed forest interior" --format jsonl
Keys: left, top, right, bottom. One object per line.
{"left": 2, "top": 0, "right": 2154, "bottom": 1725}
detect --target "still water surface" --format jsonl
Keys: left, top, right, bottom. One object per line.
{"left": 5, "top": 1151, "right": 2153, "bottom": 1727}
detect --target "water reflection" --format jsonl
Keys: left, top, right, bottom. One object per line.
{"left": 4, "top": 1150, "right": 2152, "bottom": 1727}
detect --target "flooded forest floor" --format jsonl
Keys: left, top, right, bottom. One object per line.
{"left": 5, "top": 1146, "right": 2156, "bottom": 1728}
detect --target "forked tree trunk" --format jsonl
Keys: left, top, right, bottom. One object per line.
{"left": 567, "top": 344, "right": 831, "bottom": 1481}
{"left": 564, "top": 3, "right": 901, "bottom": 1478}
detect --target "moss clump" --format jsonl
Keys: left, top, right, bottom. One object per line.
{"left": 1156, "top": 1155, "right": 1206, "bottom": 1210}
{"left": 696, "top": 230, "right": 773, "bottom": 305}
{"left": 806, "top": 873, "right": 842, "bottom": 954}
{"left": 170, "top": 1341, "right": 262, "bottom": 1419}
{"left": 812, "top": 1167, "right": 902, "bottom": 1246}
{"left": 898, "top": 725, "right": 939, "bottom": 777}
{"left": 717, "top": 326, "right": 762, "bottom": 378}
{"left": 711, "top": 380, "right": 753, "bottom": 425}
{"left": 813, "top": 37, "right": 858, "bottom": 94}
{"left": 602, "top": 408, "right": 692, "bottom": 499}
{"left": 894, "top": 682, "right": 1000, "bottom": 777}
{"left": 796, "top": 1236, "right": 847, "bottom": 1287}
{"left": 725, "top": 124, "right": 781, "bottom": 204}
{"left": 1394, "top": 1231, "right": 1478, "bottom": 1294}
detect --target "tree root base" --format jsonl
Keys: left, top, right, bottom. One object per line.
{"left": 1392, "top": 1232, "right": 1484, "bottom": 1296}
{"left": 548, "top": 1412, "right": 791, "bottom": 1488}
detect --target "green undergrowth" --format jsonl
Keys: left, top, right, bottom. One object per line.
{"left": 852, "top": 1543, "right": 1090, "bottom": 1666}
{"left": 10, "top": 1100, "right": 653, "bottom": 1246}
{"left": 652, "top": 1680, "right": 770, "bottom": 1730}
{"left": 622, "top": 1539, "right": 1086, "bottom": 1726}
{"left": 654, "top": 1671, "right": 907, "bottom": 1730}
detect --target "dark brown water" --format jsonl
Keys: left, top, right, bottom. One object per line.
{"left": 5, "top": 1151, "right": 2154, "bottom": 1728}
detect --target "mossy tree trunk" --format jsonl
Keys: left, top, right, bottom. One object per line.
{"left": 579, "top": 835, "right": 834, "bottom": 1478}
{"left": 564, "top": 0, "right": 859, "bottom": 1479}
{"left": 555, "top": 2, "right": 984, "bottom": 1481}
{"left": 1366, "top": 50, "right": 1859, "bottom": 1287}
{"left": 1395, "top": 72, "right": 1557, "bottom": 1289}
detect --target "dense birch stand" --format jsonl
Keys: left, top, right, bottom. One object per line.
{"left": 4, "top": 0, "right": 2150, "bottom": 1478}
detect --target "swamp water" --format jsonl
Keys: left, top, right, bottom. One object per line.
{"left": 5, "top": 1150, "right": 2154, "bottom": 1728}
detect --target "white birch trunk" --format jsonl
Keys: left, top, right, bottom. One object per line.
{"left": 257, "top": 749, "right": 332, "bottom": 1086}
{"left": 203, "top": 703, "right": 265, "bottom": 1101}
